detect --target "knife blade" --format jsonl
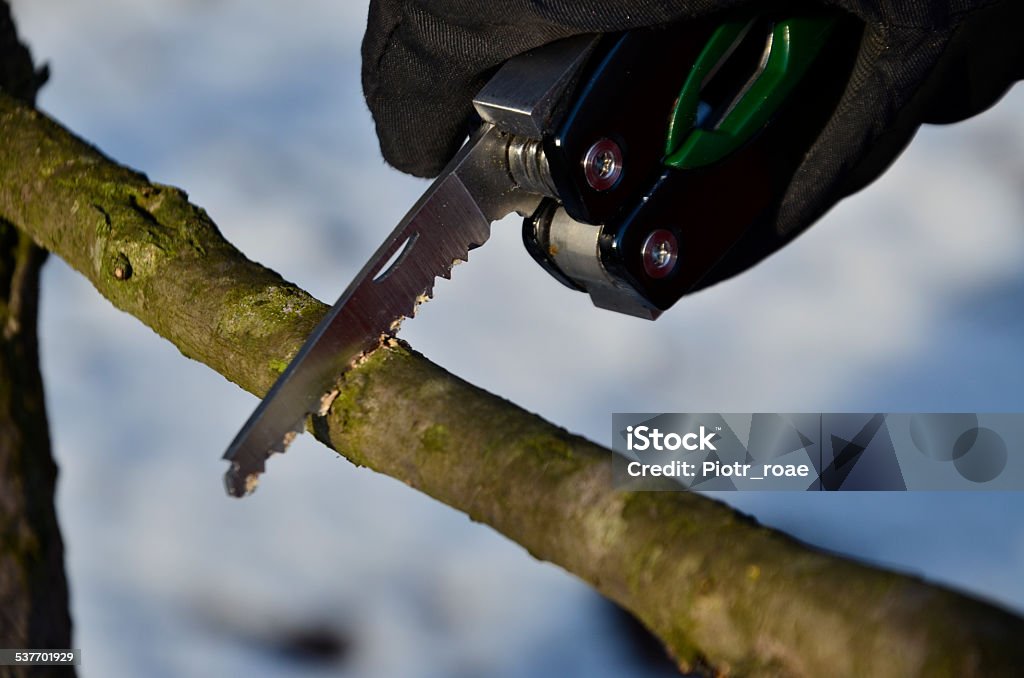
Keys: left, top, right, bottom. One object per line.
{"left": 222, "top": 124, "right": 542, "bottom": 497}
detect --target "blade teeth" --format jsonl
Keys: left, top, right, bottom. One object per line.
{"left": 376, "top": 224, "right": 487, "bottom": 336}
{"left": 390, "top": 288, "right": 435, "bottom": 329}
{"left": 389, "top": 246, "right": 470, "bottom": 311}
{"left": 414, "top": 289, "right": 434, "bottom": 312}
{"left": 224, "top": 418, "right": 305, "bottom": 497}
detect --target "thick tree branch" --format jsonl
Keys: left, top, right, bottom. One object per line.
{"left": 2, "top": 92, "right": 1023, "bottom": 676}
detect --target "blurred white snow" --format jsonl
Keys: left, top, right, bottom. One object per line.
{"left": 8, "top": 0, "right": 1024, "bottom": 675}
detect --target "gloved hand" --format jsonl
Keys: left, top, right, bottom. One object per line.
{"left": 362, "top": 0, "right": 1024, "bottom": 237}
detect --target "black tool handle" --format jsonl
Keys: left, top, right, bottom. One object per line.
{"left": 542, "top": 10, "right": 863, "bottom": 311}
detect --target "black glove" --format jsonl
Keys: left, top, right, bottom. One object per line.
{"left": 362, "top": 0, "right": 1024, "bottom": 237}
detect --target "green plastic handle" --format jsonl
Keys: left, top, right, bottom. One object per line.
{"left": 664, "top": 16, "right": 838, "bottom": 170}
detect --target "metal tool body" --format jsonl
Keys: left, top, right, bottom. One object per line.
{"left": 518, "top": 11, "right": 860, "bottom": 317}
{"left": 223, "top": 8, "right": 861, "bottom": 495}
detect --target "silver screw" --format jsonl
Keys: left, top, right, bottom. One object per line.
{"left": 641, "top": 229, "right": 678, "bottom": 279}
{"left": 582, "top": 138, "right": 623, "bottom": 191}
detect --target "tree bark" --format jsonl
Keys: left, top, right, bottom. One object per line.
{"left": 0, "top": 3, "right": 74, "bottom": 675}
{"left": 0, "top": 222, "right": 71, "bottom": 677}
{"left": 1, "top": 76, "right": 1023, "bottom": 678}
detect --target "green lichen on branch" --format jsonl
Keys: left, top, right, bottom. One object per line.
{"left": 2, "top": 90, "right": 1023, "bottom": 676}
{"left": 0, "top": 97, "right": 326, "bottom": 396}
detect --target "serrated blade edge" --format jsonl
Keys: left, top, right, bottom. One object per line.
{"left": 222, "top": 125, "right": 537, "bottom": 497}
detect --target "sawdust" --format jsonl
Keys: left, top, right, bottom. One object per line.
{"left": 317, "top": 388, "right": 339, "bottom": 417}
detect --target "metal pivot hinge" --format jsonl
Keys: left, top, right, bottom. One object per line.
{"left": 472, "top": 34, "right": 666, "bottom": 320}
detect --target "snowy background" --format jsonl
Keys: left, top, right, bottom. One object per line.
{"left": 8, "top": 1, "right": 1024, "bottom": 676}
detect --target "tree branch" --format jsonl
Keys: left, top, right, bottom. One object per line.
{"left": 2, "top": 91, "right": 1022, "bottom": 676}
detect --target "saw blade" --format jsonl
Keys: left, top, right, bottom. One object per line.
{"left": 222, "top": 124, "right": 539, "bottom": 497}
